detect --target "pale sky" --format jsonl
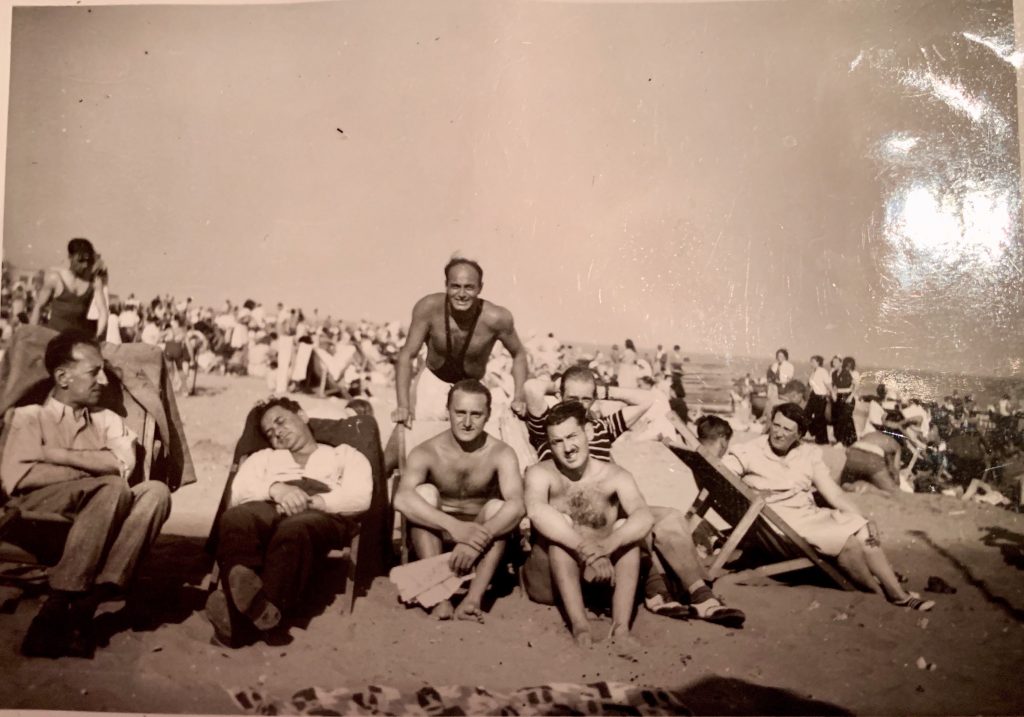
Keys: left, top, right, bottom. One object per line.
{"left": 3, "top": 0, "right": 1022, "bottom": 376}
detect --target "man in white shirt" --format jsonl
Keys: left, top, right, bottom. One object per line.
{"left": 1, "top": 331, "right": 171, "bottom": 658}
{"left": 206, "top": 397, "right": 372, "bottom": 646}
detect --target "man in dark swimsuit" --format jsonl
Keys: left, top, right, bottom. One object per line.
{"left": 392, "top": 256, "right": 528, "bottom": 428}
{"left": 30, "top": 238, "right": 107, "bottom": 340}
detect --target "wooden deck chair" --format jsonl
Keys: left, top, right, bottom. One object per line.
{"left": 667, "top": 433, "right": 855, "bottom": 590}
{"left": 205, "top": 410, "right": 392, "bottom": 615}
{"left": 391, "top": 420, "right": 449, "bottom": 566}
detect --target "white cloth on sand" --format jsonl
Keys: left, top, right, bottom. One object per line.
{"left": 389, "top": 553, "right": 475, "bottom": 607}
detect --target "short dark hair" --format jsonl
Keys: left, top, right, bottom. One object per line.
{"left": 559, "top": 366, "right": 598, "bottom": 396}
{"left": 254, "top": 396, "right": 304, "bottom": 430}
{"left": 780, "top": 379, "right": 808, "bottom": 402}
{"left": 446, "top": 378, "right": 492, "bottom": 413}
{"left": 771, "top": 402, "right": 809, "bottom": 436}
{"left": 44, "top": 330, "right": 99, "bottom": 376}
{"left": 67, "top": 238, "right": 95, "bottom": 258}
{"left": 776, "top": 348, "right": 789, "bottom": 360}
{"left": 811, "top": 355, "right": 823, "bottom": 366}
{"left": 696, "top": 415, "right": 733, "bottom": 443}
{"left": 842, "top": 356, "right": 856, "bottom": 372}
{"left": 346, "top": 398, "right": 374, "bottom": 416}
{"left": 444, "top": 257, "right": 483, "bottom": 284}
{"left": 544, "top": 400, "right": 588, "bottom": 432}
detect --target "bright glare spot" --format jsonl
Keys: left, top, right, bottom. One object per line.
{"left": 884, "top": 133, "right": 918, "bottom": 156}
{"left": 888, "top": 184, "right": 1010, "bottom": 270}
{"left": 962, "top": 32, "right": 1024, "bottom": 69}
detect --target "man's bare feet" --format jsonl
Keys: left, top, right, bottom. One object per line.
{"left": 454, "top": 600, "right": 485, "bottom": 623}
{"left": 607, "top": 622, "right": 640, "bottom": 651}
{"left": 571, "top": 624, "right": 593, "bottom": 648}
{"left": 431, "top": 600, "right": 455, "bottom": 620}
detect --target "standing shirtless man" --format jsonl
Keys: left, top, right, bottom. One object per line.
{"left": 524, "top": 401, "right": 654, "bottom": 647}
{"left": 393, "top": 379, "right": 525, "bottom": 621}
{"left": 392, "top": 256, "right": 528, "bottom": 428}
{"left": 30, "top": 238, "right": 108, "bottom": 340}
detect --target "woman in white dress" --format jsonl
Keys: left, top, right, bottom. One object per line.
{"left": 723, "top": 403, "right": 935, "bottom": 611}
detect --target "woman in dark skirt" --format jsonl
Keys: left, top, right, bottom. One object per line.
{"left": 832, "top": 356, "right": 859, "bottom": 446}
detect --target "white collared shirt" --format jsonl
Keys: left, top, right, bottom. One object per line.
{"left": 230, "top": 443, "right": 372, "bottom": 515}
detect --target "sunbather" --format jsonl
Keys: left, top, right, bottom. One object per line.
{"left": 524, "top": 401, "right": 654, "bottom": 647}
{"left": 393, "top": 379, "right": 525, "bottom": 621}
{"left": 723, "top": 403, "right": 935, "bottom": 611}
{"left": 523, "top": 367, "right": 745, "bottom": 626}
{"left": 206, "top": 397, "right": 372, "bottom": 646}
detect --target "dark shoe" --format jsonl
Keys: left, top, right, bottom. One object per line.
{"left": 205, "top": 589, "right": 236, "bottom": 647}
{"left": 644, "top": 593, "right": 690, "bottom": 620}
{"left": 21, "top": 599, "right": 73, "bottom": 658}
{"left": 65, "top": 619, "right": 97, "bottom": 659}
{"left": 227, "top": 565, "right": 281, "bottom": 631}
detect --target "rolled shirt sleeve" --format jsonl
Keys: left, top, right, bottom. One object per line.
{"left": 97, "top": 410, "right": 138, "bottom": 481}
{"left": 1, "top": 407, "right": 44, "bottom": 495}
{"left": 229, "top": 449, "right": 294, "bottom": 507}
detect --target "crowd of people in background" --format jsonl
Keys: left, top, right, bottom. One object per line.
{"left": 730, "top": 347, "right": 1024, "bottom": 510}
{"left": 3, "top": 253, "right": 1022, "bottom": 517}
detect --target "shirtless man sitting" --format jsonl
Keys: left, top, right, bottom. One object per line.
{"left": 525, "top": 367, "right": 745, "bottom": 626}
{"left": 393, "top": 379, "right": 525, "bottom": 621}
{"left": 524, "top": 401, "right": 654, "bottom": 647}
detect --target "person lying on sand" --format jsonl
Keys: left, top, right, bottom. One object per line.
{"left": 393, "top": 379, "right": 525, "bottom": 622}
{"left": 206, "top": 397, "right": 372, "bottom": 646}
{"left": 524, "top": 367, "right": 745, "bottom": 626}
{"left": 523, "top": 401, "right": 654, "bottom": 648}
{"left": 724, "top": 403, "right": 935, "bottom": 611}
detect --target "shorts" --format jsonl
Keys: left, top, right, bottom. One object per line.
{"left": 841, "top": 447, "right": 888, "bottom": 483}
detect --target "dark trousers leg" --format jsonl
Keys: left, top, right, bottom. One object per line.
{"left": 14, "top": 476, "right": 132, "bottom": 593}
{"left": 261, "top": 511, "right": 352, "bottom": 615}
{"left": 215, "top": 502, "right": 283, "bottom": 578}
{"left": 806, "top": 394, "right": 829, "bottom": 444}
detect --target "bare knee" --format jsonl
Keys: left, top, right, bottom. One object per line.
{"left": 480, "top": 498, "right": 504, "bottom": 522}
{"left": 414, "top": 483, "right": 440, "bottom": 506}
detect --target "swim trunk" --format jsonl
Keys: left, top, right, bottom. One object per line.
{"left": 412, "top": 367, "right": 456, "bottom": 421}
{"left": 841, "top": 445, "right": 887, "bottom": 483}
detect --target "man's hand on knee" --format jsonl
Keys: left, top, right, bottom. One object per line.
{"left": 449, "top": 521, "right": 492, "bottom": 552}
{"left": 582, "top": 556, "right": 614, "bottom": 584}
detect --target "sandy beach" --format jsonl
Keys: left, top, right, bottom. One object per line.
{"left": 1, "top": 372, "right": 1023, "bottom": 715}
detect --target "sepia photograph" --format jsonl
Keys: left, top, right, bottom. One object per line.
{"left": 0, "top": 0, "right": 1022, "bottom": 713}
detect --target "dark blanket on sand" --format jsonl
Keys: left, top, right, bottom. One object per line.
{"left": 231, "top": 681, "right": 692, "bottom": 716}
{"left": 0, "top": 324, "right": 196, "bottom": 491}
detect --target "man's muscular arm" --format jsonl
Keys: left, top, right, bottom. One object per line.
{"left": 524, "top": 465, "right": 583, "bottom": 553}
{"left": 605, "top": 385, "right": 657, "bottom": 429}
{"left": 28, "top": 271, "right": 59, "bottom": 325}
{"left": 480, "top": 446, "right": 525, "bottom": 538}
{"left": 392, "top": 296, "right": 434, "bottom": 427}
{"left": 496, "top": 308, "right": 528, "bottom": 416}
{"left": 393, "top": 446, "right": 491, "bottom": 550}
{"left": 580, "top": 470, "right": 653, "bottom": 560}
